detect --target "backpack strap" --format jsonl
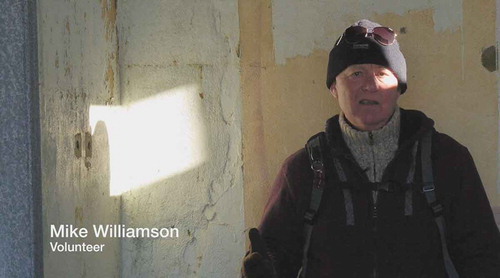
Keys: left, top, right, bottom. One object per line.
{"left": 299, "top": 131, "right": 358, "bottom": 277}
{"left": 332, "top": 157, "right": 355, "bottom": 226}
{"left": 404, "top": 141, "right": 419, "bottom": 216}
{"left": 298, "top": 132, "right": 327, "bottom": 278}
{"left": 421, "top": 130, "right": 459, "bottom": 278}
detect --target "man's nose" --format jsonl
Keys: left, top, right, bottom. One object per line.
{"left": 362, "top": 74, "right": 380, "bottom": 92}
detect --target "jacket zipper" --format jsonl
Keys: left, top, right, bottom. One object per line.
{"left": 369, "top": 131, "right": 378, "bottom": 278}
{"left": 372, "top": 193, "right": 378, "bottom": 278}
{"left": 368, "top": 131, "right": 378, "bottom": 223}
{"left": 343, "top": 131, "right": 419, "bottom": 278}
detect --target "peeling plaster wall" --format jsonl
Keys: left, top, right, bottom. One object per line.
{"left": 39, "top": 0, "right": 121, "bottom": 277}
{"left": 272, "top": 0, "right": 464, "bottom": 65}
{"left": 40, "top": 0, "right": 243, "bottom": 276}
{"left": 118, "top": 0, "right": 244, "bottom": 277}
{"left": 242, "top": 0, "right": 499, "bottom": 229}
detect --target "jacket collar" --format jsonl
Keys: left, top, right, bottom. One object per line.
{"left": 325, "top": 108, "right": 435, "bottom": 156}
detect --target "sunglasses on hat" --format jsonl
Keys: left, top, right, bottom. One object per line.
{"left": 340, "top": 26, "right": 397, "bottom": 46}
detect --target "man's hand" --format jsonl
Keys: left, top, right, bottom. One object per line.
{"left": 241, "top": 228, "right": 276, "bottom": 278}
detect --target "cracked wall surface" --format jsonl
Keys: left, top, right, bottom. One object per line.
{"left": 242, "top": 0, "right": 499, "bottom": 230}
{"left": 118, "top": 0, "right": 244, "bottom": 277}
{"left": 40, "top": 0, "right": 243, "bottom": 276}
{"left": 39, "top": 0, "right": 121, "bottom": 277}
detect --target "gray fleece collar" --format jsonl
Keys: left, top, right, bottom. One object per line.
{"left": 339, "top": 108, "right": 400, "bottom": 182}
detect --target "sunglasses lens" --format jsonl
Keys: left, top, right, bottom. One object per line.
{"left": 344, "top": 26, "right": 367, "bottom": 42}
{"left": 342, "top": 26, "right": 396, "bottom": 45}
{"left": 372, "top": 27, "right": 395, "bottom": 45}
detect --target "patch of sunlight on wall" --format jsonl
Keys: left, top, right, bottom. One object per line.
{"left": 89, "top": 84, "right": 207, "bottom": 196}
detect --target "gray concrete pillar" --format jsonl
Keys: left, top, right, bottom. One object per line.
{"left": 0, "top": 0, "right": 43, "bottom": 277}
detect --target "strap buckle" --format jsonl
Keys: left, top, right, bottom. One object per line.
{"left": 311, "top": 160, "right": 324, "bottom": 172}
{"left": 422, "top": 183, "right": 435, "bottom": 192}
{"left": 430, "top": 202, "right": 444, "bottom": 216}
{"left": 304, "top": 209, "right": 316, "bottom": 224}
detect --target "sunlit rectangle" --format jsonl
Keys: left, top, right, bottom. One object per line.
{"left": 89, "top": 85, "right": 206, "bottom": 196}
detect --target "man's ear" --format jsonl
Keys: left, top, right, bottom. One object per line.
{"left": 329, "top": 83, "right": 338, "bottom": 98}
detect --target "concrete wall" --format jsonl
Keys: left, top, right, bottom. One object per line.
{"left": 40, "top": 0, "right": 244, "bottom": 277}
{"left": 497, "top": 0, "right": 500, "bottom": 196}
{"left": 117, "top": 0, "right": 244, "bottom": 277}
{"left": 241, "top": 0, "right": 500, "bottom": 229}
{"left": 39, "top": 0, "right": 121, "bottom": 277}
{"left": 0, "top": 0, "right": 42, "bottom": 276}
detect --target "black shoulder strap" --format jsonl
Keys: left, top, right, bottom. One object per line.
{"left": 298, "top": 132, "right": 327, "bottom": 278}
{"left": 421, "top": 130, "right": 459, "bottom": 278}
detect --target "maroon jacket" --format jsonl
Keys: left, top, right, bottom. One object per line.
{"left": 259, "top": 109, "right": 500, "bottom": 277}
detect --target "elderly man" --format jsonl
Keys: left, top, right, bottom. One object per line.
{"left": 242, "top": 19, "right": 500, "bottom": 278}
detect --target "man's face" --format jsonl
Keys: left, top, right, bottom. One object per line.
{"left": 330, "top": 64, "right": 400, "bottom": 131}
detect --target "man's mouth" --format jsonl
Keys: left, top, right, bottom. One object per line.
{"left": 359, "top": 99, "right": 379, "bottom": 105}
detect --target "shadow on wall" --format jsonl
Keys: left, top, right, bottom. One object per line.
{"left": 89, "top": 84, "right": 208, "bottom": 196}
{"left": 44, "top": 118, "right": 121, "bottom": 278}
{"left": 80, "top": 120, "right": 121, "bottom": 277}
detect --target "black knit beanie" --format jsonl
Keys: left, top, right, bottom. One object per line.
{"left": 326, "top": 19, "right": 407, "bottom": 94}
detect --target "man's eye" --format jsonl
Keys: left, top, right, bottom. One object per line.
{"left": 352, "top": 71, "right": 362, "bottom": 77}
{"left": 377, "top": 70, "right": 391, "bottom": 77}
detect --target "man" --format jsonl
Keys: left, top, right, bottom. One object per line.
{"left": 242, "top": 19, "right": 500, "bottom": 277}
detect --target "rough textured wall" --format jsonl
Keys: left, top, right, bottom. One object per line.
{"left": 240, "top": 0, "right": 335, "bottom": 228}
{"left": 39, "top": 0, "right": 121, "bottom": 277}
{"left": 242, "top": 0, "right": 499, "bottom": 229}
{"left": 0, "top": 0, "right": 42, "bottom": 276}
{"left": 118, "top": 0, "right": 244, "bottom": 277}
{"left": 497, "top": 0, "right": 500, "bottom": 196}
